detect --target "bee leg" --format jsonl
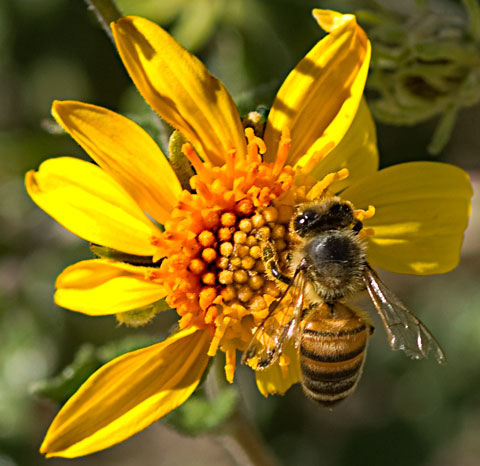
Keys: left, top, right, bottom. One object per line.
{"left": 352, "top": 219, "right": 363, "bottom": 235}
{"left": 262, "top": 241, "right": 291, "bottom": 285}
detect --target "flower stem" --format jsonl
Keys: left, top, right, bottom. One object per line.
{"left": 206, "top": 356, "right": 280, "bottom": 466}
{"left": 83, "top": 0, "right": 123, "bottom": 41}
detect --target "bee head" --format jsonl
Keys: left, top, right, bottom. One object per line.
{"left": 293, "top": 200, "right": 354, "bottom": 237}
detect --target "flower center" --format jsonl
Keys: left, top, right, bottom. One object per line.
{"left": 150, "top": 128, "right": 375, "bottom": 382}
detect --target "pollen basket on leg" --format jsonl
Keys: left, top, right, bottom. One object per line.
{"left": 151, "top": 130, "right": 299, "bottom": 380}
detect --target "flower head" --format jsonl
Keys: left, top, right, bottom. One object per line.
{"left": 26, "top": 9, "right": 472, "bottom": 458}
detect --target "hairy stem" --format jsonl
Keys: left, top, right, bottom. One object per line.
{"left": 83, "top": 0, "right": 123, "bottom": 41}
{"left": 206, "top": 356, "right": 280, "bottom": 466}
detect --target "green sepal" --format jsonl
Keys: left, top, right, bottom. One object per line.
{"left": 116, "top": 300, "right": 171, "bottom": 328}
{"left": 90, "top": 243, "right": 157, "bottom": 266}
{"left": 31, "top": 335, "right": 158, "bottom": 405}
{"left": 168, "top": 130, "right": 194, "bottom": 191}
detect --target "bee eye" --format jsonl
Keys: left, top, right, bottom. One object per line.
{"left": 294, "top": 209, "right": 320, "bottom": 236}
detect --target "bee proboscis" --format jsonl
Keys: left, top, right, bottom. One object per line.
{"left": 242, "top": 197, "right": 445, "bottom": 406}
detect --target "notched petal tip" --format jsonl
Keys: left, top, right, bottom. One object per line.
{"left": 312, "top": 9, "right": 356, "bottom": 33}
{"left": 112, "top": 15, "right": 246, "bottom": 166}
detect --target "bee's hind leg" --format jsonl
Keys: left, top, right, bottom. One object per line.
{"left": 262, "top": 241, "right": 292, "bottom": 285}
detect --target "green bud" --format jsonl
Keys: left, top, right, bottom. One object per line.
{"left": 362, "top": 0, "right": 480, "bottom": 153}
{"left": 242, "top": 105, "right": 270, "bottom": 138}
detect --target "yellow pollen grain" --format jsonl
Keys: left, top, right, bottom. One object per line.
{"left": 271, "top": 224, "right": 286, "bottom": 239}
{"left": 241, "top": 256, "right": 256, "bottom": 270}
{"left": 257, "top": 226, "right": 271, "bottom": 240}
{"left": 263, "top": 206, "right": 278, "bottom": 223}
{"left": 249, "top": 295, "right": 267, "bottom": 312}
{"left": 218, "top": 227, "right": 233, "bottom": 241}
{"left": 274, "top": 239, "right": 287, "bottom": 251}
{"left": 202, "top": 248, "right": 217, "bottom": 263}
{"left": 217, "top": 256, "right": 229, "bottom": 269}
{"left": 218, "top": 270, "right": 234, "bottom": 285}
{"left": 220, "top": 242, "right": 234, "bottom": 257}
{"left": 251, "top": 213, "right": 265, "bottom": 228}
{"left": 255, "top": 260, "right": 265, "bottom": 272}
{"left": 239, "top": 218, "right": 253, "bottom": 233}
{"left": 249, "top": 245, "right": 262, "bottom": 259}
{"left": 233, "top": 270, "right": 248, "bottom": 283}
{"left": 202, "top": 272, "right": 217, "bottom": 285}
{"left": 233, "top": 231, "right": 247, "bottom": 244}
{"left": 230, "top": 257, "right": 241, "bottom": 268}
{"left": 221, "top": 212, "right": 237, "bottom": 227}
{"left": 198, "top": 230, "right": 215, "bottom": 247}
{"left": 248, "top": 275, "right": 264, "bottom": 290}
{"left": 246, "top": 235, "right": 257, "bottom": 247}
{"left": 189, "top": 258, "right": 206, "bottom": 275}
{"left": 237, "top": 285, "right": 254, "bottom": 303}
{"left": 221, "top": 285, "right": 236, "bottom": 302}
{"left": 236, "top": 244, "right": 249, "bottom": 258}
{"left": 263, "top": 280, "right": 281, "bottom": 297}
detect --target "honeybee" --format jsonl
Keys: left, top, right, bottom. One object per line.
{"left": 242, "top": 197, "right": 446, "bottom": 406}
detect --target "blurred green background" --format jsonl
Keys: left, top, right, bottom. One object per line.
{"left": 1, "top": 0, "right": 479, "bottom": 465}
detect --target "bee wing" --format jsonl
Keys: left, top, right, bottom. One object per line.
{"left": 363, "top": 265, "right": 446, "bottom": 364}
{"left": 241, "top": 261, "right": 307, "bottom": 370}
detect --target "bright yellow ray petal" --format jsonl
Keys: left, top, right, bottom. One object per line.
{"left": 343, "top": 162, "right": 473, "bottom": 274}
{"left": 112, "top": 16, "right": 246, "bottom": 166}
{"left": 54, "top": 259, "right": 167, "bottom": 315}
{"left": 264, "top": 10, "right": 370, "bottom": 166}
{"left": 307, "top": 99, "right": 379, "bottom": 192}
{"left": 255, "top": 342, "right": 301, "bottom": 396}
{"left": 40, "top": 327, "right": 212, "bottom": 458}
{"left": 52, "top": 100, "right": 181, "bottom": 224}
{"left": 25, "top": 157, "right": 161, "bottom": 256}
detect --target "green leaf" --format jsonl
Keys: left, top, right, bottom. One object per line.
{"left": 31, "top": 334, "right": 158, "bottom": 404}
{"left": 30, "top": 344, "right": 100, "bottom": 404}
{"left": 165, "top": 385, "right": 239, "bottom": 436}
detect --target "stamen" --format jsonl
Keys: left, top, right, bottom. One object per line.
{"left": 181, "top": 143, "right": 207, "bottom": 177}
{"left": 306, "top": 168, "right": 350, "bottom": 200}
{"left": 208, "top": 316, "right": 231, "bottom": 356}
{"left": 302, "top": 140, "right": 335, "bottom": 174}
{"left": 354, "top": 205, "right": 376, "bottom": 221}
{"left": 279, "top": 354, "right": 290, "bottom": 380}
{"left": 225, "top": 346, "right": 237, "bottom": 383}
{"left": 245, "top": 127, "right": 266, "bottom": 160}
{"left": 272, "top": 128, "right": 291, "bottom": 178}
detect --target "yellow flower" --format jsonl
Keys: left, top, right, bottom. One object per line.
{"left": 26, "top": 10, "right": 472, "bottom": 459}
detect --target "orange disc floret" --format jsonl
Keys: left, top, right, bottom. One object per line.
{"left": 152, "top": 128, "right": 306, "bottom": 381}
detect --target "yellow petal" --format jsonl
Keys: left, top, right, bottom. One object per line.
{"left": 264, "top": 10, "right": 370, "bottom": 166}
{"left": 112, "top": 16, "right": 246, "bottom": 166}
{"left": 52, "top": 100, "right": 181, "bottom": 224}
{"left": 25, "top": 157, "right": 161, "bottom": 256}
{"left": 54, "top": 259, "right": 167, "bottom": 316}
{"left": 255, "top": 342, "right": 301, "bottom": 397}
{"left": 40, "top": 327, "right": 212, "bottom": 458}
{"left": 308, "top": 99, "right": 379, "bottom": 192}
{"left": 343, "top": 162, "right": 473, "bottom": 274}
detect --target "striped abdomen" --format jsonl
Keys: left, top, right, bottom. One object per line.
{"left": 300, "top": 303, "right": 372, "bottom": 407}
